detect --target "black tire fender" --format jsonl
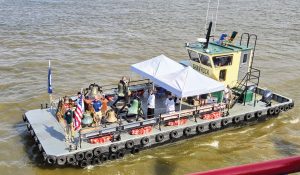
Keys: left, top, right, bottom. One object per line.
{"left": 47, "top": 155, "right": 57, "bottom": 165}
{"left": 244, "top": 113, "right": 252, "bottom": 121}
{"left": 279, "top": 106, "right": 284, "bottom": 111}
{"left": 209, "top": 122, "right": 217, "bottom": 130}
{"left": 131, "top": 146, "right": 140, "bottom": 154}
{"left": 221, "top": 119, "right": 229, "bottom": 127}
{"left": 85, "top": 150, "right": 93, "bottom": 160}
{"left": 170, "top": 130, "right": 179, "bottom": 139}
{"left": 117, "top": 150, "right": 125, "bottom": 159}
{"left": 255, "top": 111, "right": 262, "bottom": 118}
{"left": 274, "top": 107, "right": 280, "bottom": 115}
{"left": 196, "top": 125, "right": 205, "bottom": 133}
{"left": 289, "top": 102, "right": 294, "bottom": 109}
{"left": 57, "top": 156, "right": 67, "bottom": 166}
{"left": 141, "top": 137, "right": 150, "bottom": 145}
{"left": 125, "top": 140, "right": 134, "bottom": 149}
{"left": 92, "top": 157, "right": 101, "bottom": 165}
{"left": 80, "top": 160, "right": 91, "bottom": 168}
{"left": 268, "top": 108, "right": 275, "bottom": 115}
{"left": 156, "top": 134, "right": 164, "bottom": 142}
{"left": 109, "top": 153, "right": 117, "bottom": 160}
{"left": 183, "top": 127, "right": 191, "bottom": 136}
{"left": 75, "top": 152, "right": 85, "bottom": 161}
{"left": 100, "top": 153, "right": 108, "bottom": 162}
{"left": 284, "top": 105, "right": 289, "bottom": 111}
{"left": 66, "top": 154, "right": 76, "bottom": 164}
{"left": 109, "top": 144, "right": 118, "bottom": 153}
{"left": 233, "top": 117, "right": 240, "bottom": 123}
{"left": 93, "top": 147, "right": 101, "bottom": 157}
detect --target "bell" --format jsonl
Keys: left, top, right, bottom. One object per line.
{"left": 105, "top": 109, "right": 117, "bottom": 123}
{"left": 88, "top": 86, "right": 100, "bottom": 99}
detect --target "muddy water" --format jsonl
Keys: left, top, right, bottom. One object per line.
{"left": 0, "top": 0, "right": 299, "bottom": 174}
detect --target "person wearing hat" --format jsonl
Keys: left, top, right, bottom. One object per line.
{"left": 64, "top": 109, "right": 74, "bottom": 142}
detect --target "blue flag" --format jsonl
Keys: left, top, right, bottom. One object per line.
{"left": 48, "top": 60, "right": 52, "bottom": 94}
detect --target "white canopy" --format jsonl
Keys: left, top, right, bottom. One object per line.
{"left": 153, "top": 66, "right": 225, "bottom": 97}
{"left": 131, "top": 54, "right": 184, "bottom": 79}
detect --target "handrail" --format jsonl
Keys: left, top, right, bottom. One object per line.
{"left": 187, "top": 156, "right": 300, "bottom": 175}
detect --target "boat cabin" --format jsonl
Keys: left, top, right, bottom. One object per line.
{"left": 186, "top": 38, "right": 253, "bottom": 88}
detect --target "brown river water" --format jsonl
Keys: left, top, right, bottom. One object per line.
{"left": 0, "top": 0, "right": 299, "bottom": 174}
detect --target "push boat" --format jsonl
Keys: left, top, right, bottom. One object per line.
{"left": 23, "top": 22, "right": 294, "bottom": 168}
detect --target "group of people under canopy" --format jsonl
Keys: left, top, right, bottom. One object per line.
{"left": 57, "top": 54, "right": 230, "bottom": 143}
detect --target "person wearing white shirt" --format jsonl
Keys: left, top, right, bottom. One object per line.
{"left": 165, "top": 94, "right": 175, "bottom": 114}
{"left": 147, "top": 89, "right": 155, "bottom": 118}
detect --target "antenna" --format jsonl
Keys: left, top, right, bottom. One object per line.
{"left": 204, "top": 21, "right": 213, "bottom": 49}
{"left": 204, "top": 0, "right": 211, "bottom": 35}
{"left": 214, "top": 0, "right": 220, "bottom": 33}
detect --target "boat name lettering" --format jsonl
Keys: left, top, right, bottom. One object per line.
{"left": 192, "top": 64, "right": 209, "bottom": 75}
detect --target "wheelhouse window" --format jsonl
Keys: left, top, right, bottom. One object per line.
{"left": 199, "top": 54, "right": 212, "bottom": 67}
{"left": 242, "top": 54, "right": 248, "bottom": 63}
{"left": 213, "top": 55, "right": 233, "bottom": 67}
{"left": 188, "top": 50, "right": 200, "bottom": 62}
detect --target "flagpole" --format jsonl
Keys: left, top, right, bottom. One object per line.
{"left": 48, "top": 60, "right": 53, "bottom": 108}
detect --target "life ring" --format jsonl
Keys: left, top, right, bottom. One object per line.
{"left": 255, "top": 111, "right": 262, "bottom": 118}
{"left": 80, "top": 160, "right": 91, "bottom": 168}
{"left": 156, "top": 134, "right": 164, "bottom": 142}
{"left": 244, "top": 113, "right": 252, "bottom": 121}
{"left": 268, "top": 108, "right": 275, "bottom": 115}
{"left": 75, "top": 152, "right": 85, "bottom": 161}
{"left": 221, "top": 119, "right": 229, "bottom": 127}
{"left": 109, "top": 144, "right": 118, "bottom": 153}
{"left": 125, "top": 140, "right": 134, "bottom": 149}
{"left": 109, "top": 153, "right": 117, "bottom": 160}
{"left": 196, "top": 125, "right": 205, "bottom": 133}
{"left": 85, "top": 150, "right": 94, "bottom": 160}
{"left": 141, "top": 137, "right": 150, "bottom": 145}
{"left": 47, "top": 155, "right": 57, "bottom": 165}
{"left": 92, "top": 157, "right": 101, "bottom": 165}
{"left": 209, "top": 122, "right": 217, "bottom": 130}
{"left": 183, "top": 127, "right": 192, "bottom": 136}
{"left": 131, "top": 146, "right": 140, "bottom": 154}
{"left": 93, "top": 147, "right": 102, "bottom": 157}
{"left": 117, "top": 150, "right": 125, "bottom": 159}
{"left": 170, "top": 130, "right": 179, "bottom": 139}
{"left": 274, "top": 107, "right": 280, "bottom": 115}
{"left": 66, "top": 154, "right": 76, "bottom": 164}
{"left": 100, "top": 153, "right": 108, "bottom": 162}
{"left": 233, "top": 117, "right": 240, "bottom": 123}
{"left": 57, "top": 156, "right": 67, "bottom": 166}
{"left": 284, "top": 104, "right": 289, "bottom": 111}
{"left": 289, "top": 103, "right": 294, "bottom": 109}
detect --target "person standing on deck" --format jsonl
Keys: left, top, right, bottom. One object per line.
{"left": 147, "top": 89, "right": 155, "bottom": 118}
{"left": 165, "top": 93, "right": 175, "bottom": 114}
{"left": 224, "top": 85, "right": 232, "bottom": 108}
{"left": 64, "top": 109, "right": 74, "bottom": 142}
{"left": 112, "top": 76, "right": 129, "bottom": 112}
{"left": 92, "top": 95, "right": 102, "bottom": 126}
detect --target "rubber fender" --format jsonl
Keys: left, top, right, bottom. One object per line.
{"left": 183, "top": 127, "right": 192, "bottom": 136}
{"left": 47, "top": 155, "right": 57, "bottom": 165}
{"left": 255, "top": 111, "right": 263, "bottom": 118}
{"left": 26, "top": 124, "right": 31, "bottom": 131}
{"left": 131, "top": 146, "right": 140, "bottom": 154}
{"left": 221, "top": 119, "right": 229, "bottom": 127}
{"left": 170, "top": 130, "right": 179, "bottom": 139}
{"left": 38, "top": 144, "right": 43, "bottom": 152}
{"left": 279, "top": 105, "right": 284, "bottom": 111}
{"left": 109, "top": 144, "right": 118, "bottom": 153}
{"left": 109, "top": 153, "right": 117, "bottom": 160}
{"left": 22, "top": 114, "right": 27, "bottom": 122}
{"left": 75, "top": 152, "right": 85, "bottom": 161}
{"left": 268, "top": 108, "right": 275, "bottom": 115}
{"left": 244, "top": 113, "right": 252, "bottom": 121}
{"left": 100, "top": 153, "right": 108, "bottom": 162}
{"left": 233, "top": 117, "right": 240, "bottom": 123}
{"left": 196, "top": 125, "right": 205, "bottom": 133}
{"left": 57, "top": 156, "right": 67, "bottom": 166}
{"left": 117, "top": 150, "right": 125, "bottom": 159}
{"left": 93, "top": 147, "right": 101, "bottom": 157}
{"left": 92, "top": 157, "right": 101, "bottom": 165}
{"left": 274, "top": 107, "right": 280, "bottom": 115}
{"left": 289, "top": 102, "right": 294, "bottom": 109}
{"left": 141, "top": 137, "right": 150, "bottom": 145}
{"left": 66, "top": 154, "right": 76, "bottom": 164}
{"left": 125, "top": 140, "right": 134, "bottom": 149}
{"left": 80, "top": 159, "right": 91, "bottom": 168}
{"left": 30, "top": 130, "right": 35, "bottom": 137}
{"left": 284, "top": 104, "right": 289, "bottom": 111}
{"left": 85, "top": 150, "right": 93, "bottom": 160}
{"left": 155, "top": 134, "right": 164, "bottom": 142}
{"left": 209, "top": 122, "right": 217, "bottom": 130}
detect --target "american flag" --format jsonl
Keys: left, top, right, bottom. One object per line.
{"left": 74, "top": 94, "right": 84, "bottom": 130}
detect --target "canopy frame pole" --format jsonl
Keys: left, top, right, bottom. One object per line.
{"left": 178, "top": 98, "right": 183, "bottom": 126}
